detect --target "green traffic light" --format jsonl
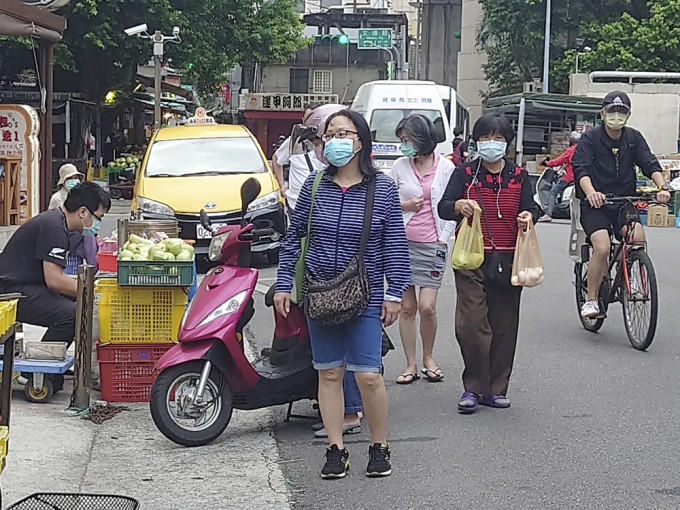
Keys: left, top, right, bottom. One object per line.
{"left": 338, "top": 34, "right": 349, "bottom": 45}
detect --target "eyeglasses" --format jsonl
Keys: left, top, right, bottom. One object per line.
{"left": 321, "top": 130, "right": 358, "bottom": 142}
{"left": 89, "top": 210, "right": 103, "bottom": 222}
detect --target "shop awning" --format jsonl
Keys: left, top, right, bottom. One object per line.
{"left": 135, "top": 74, "right": 195, "bottom": 101}
{"left": 485, "top": 93, "right": 603, "bottom": 114}
{"left": 0, "top": 0, "right": 66, "bottom": 42}
{"left": 132, "top": 95, "right": 187, "bottom": 113}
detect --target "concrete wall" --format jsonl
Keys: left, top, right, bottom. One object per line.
{"left": 570, "top": 74, "right": 680, "bottom": 155}
{"left": 261, "top": 66, "right": 383, "bottom": 104}
{"left": 260, "top": 42, "right": 387, "bottom": 103}
{"left": 457, "top": 0, "right": 487, "bottom": 122}
{"left": 420, "top": 0, "right": 462, "bottom": 87}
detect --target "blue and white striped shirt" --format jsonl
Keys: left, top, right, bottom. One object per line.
{"left": 276, "top": 172, "right": 411, "bottom": 308}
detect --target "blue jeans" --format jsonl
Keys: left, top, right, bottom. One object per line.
{"left": 307, "top": 307, "right": 383, "bottom": 373}
{"left": 547, "top": 178, "right": 569, "bottom": 217}
{"left": 343, "top": 372, "right": 363, "bottom": 414}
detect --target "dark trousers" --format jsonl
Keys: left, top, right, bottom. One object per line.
{"left": 454, "top": 268, "right": 522, "bottom": 396}
{"left": 2, "top": 284, "right": 76, "bottom": 345}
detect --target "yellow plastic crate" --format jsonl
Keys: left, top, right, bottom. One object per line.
{"left": 0, "top": 300, "right": 18, "bottom": 337}
{"left": 0, "top": 426, "right": 8, "bottom": 474}
{"left": 95, "top": 278, "right": 187, "bottom": 344}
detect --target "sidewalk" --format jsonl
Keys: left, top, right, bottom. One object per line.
{"left": 2, "top": 326, "right": 291, "bottom": 509}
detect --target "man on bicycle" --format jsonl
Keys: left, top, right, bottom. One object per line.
{"left": 572, "top": 91, "right": 671, "bottom": 319}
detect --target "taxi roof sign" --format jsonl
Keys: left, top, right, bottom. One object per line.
{"left": 187, "top": 107, "right": 215, "bottom": 125}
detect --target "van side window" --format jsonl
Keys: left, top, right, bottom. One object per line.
{"left": 370, "top": 109, "right": 446, "bottom": 144}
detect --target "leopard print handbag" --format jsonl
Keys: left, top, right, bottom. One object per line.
{"left": 304, "top": 177, "right": 375, "bottom": 325}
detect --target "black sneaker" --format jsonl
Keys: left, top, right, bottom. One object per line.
{"left": 366, "top": 443, "right": 392, "bottom": 477}
{"left": 321, "top": 444, "right": 349, "bottom": 479}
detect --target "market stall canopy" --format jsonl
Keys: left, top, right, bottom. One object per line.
{"left": 485, "top": 93, "right": 604, "bottom": 114}
{"left": 0, "top": 0, "right": 66, "bottom": 42}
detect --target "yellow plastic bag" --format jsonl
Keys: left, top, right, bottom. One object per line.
{"left": 451, "top": 206, "right": 484, "bottom": 270}
{"left": 511, "top": 219, "right": 544, "bottom": 288}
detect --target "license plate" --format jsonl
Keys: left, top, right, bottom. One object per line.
{"left": 196, "top": 223, "right": 226, "bottom": 239}
{"left": 375, "top": 159, "right": 395, "bottom": 169}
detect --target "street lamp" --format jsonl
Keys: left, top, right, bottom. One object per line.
{"left": 124, "top": 24, "right": 181, "bottom": 130}
{"left": 575, "top": 46, "right": 592, "bottom": 75}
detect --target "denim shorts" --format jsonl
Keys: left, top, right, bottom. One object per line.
{"left": 307, "top": 307, "right": 382, "bottom": 373}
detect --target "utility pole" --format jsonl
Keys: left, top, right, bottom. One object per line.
{"left": 153, "top": 31, "right": 163, "bottom": 131}
{"left": 542, "top": 0, "right": 551, "bottom": 93}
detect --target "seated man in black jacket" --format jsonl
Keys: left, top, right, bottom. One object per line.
{"left": 572, "top": 91, "right": 670, "bottom": 319}
{"left": 0, "top": 182, "right": 110, "bottom": 344}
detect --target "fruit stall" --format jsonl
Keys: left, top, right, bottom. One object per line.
{"left": 95, "top": 219, "right": 195, "bottom": 402}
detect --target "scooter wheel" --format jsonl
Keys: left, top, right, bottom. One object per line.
{"left": 24, "top": 376, "right": 54, "bottom": 404}
{"left": 150, "top": 361, "right": 232, "bottom": 447}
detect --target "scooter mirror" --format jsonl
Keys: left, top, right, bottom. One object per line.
{"left": 199, "top": 209, "right": 212, "bottom": 230}
{"left": 240, "top": 178, "right": 261, "bottom": 217}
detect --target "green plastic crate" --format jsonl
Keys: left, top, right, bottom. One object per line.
{"left": 117, "top": 259, "right": 194, "bottom": 286}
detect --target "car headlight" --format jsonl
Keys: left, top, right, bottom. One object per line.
{"left": 137, "top": 197, "right": 175, "bottom": 217}
{"left": 208, "top": 231, "right": 231, "bottom": 262}
{"left": 198, "top": 290, "right": 248, "bottom": 327}
{"left": 247, "top": 191, "right": 280, "bottom": 212}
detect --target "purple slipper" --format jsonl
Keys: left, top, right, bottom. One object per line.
{"left": 480, "top": 395, "right": 511, "bottom": 409}
{"left": 457, "top": 392, "right": 479, "bottom": 414}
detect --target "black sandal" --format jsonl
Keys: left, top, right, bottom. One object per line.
{"left": 421, "top": 367, "right": 444, "bottom": 382}
{"left": 396, "top": 372, "right": 420, "bottom": 385}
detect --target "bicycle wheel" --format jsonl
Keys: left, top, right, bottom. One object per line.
{"left": 574, "top": 261, "right": 605, "bottom": 332}
{"left": 621, "top": 249, "right": 658, "bottom": 351}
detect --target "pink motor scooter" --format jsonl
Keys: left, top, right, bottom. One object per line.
{"left": 150, "top": 178, "right": 317, "bottom": 447}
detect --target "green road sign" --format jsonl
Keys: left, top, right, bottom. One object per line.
{"left": 358, "top": 29, "right": 393, "bottom": 50}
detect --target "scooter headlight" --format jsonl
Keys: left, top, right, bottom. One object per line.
{"left": 208, "top": 231, "right": 231, "bottom": 262}
{"left": 198, "top": 290, "right": 248, "bottom": 327}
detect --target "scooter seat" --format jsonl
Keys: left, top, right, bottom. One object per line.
{"left": 264, "top": 284, "right": 276, "bottom": 308}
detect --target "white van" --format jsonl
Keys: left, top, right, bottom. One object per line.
{"left": 352, "top": 80, "right": 463, "bottom": 170}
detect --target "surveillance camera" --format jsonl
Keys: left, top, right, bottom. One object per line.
{"left": 583, "top": 46, "right": 592, "bottom": 53}
{"left": 124, "top": 24, "right": 148, "bottom": 37}
{"left": 173, "top": 26, "right": 180, "bottom": 36}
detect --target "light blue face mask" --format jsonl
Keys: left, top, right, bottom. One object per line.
{"left": 400, "top": 142, "right": 418, "bottom": 158}
{"left": 323, "top": 138, "right": 358, "bottom": 167}
{"left": 82, "top": 211, "right": 101, "bottom": 236}
{"left": 64, "top": 179, "right": 80, "bottom": 191}
{"left": 476, "top": 140, "right": 507, "bottom": 163}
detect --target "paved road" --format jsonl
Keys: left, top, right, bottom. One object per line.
{"left": 249, "top": 221, "right": 680, "bottom": 510}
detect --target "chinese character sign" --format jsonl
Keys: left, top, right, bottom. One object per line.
{"left": 0, "top": 105, "right": 40, "bottom": 222}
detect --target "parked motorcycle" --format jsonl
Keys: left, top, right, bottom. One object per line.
{"left": 150, "top": 178, "right": 317, "bottom": 447}
{"left": 533, "top": 167, "right": 573, "bottom": 219}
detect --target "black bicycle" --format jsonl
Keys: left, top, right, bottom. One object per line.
{"left": 574, "top": 196, "right": 659, "bottom": 350}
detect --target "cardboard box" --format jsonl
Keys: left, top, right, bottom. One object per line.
{"left": 667, "top": 214, "right": 676, "bottom": 227}
{"left": 647, "top": 204, "right": 670, "bottom": 227}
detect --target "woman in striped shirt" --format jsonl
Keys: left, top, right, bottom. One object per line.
{"left": 438, "top": 114, "right": 539, "bottom": 414}
{"left": 274, "top": 109, "right": 410, "bottom": 479}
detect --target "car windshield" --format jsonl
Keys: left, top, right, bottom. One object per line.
{"left": 145, "top": 137, "right": 266, "bottom": 177}
{"left": 370, "top": 109, "right": 446, "bottom": 143}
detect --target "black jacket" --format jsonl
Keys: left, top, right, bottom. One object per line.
{"left": 572, "top": 125, "right": 661, "bottom": 199}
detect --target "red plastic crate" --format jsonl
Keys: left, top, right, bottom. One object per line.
{"left": 97, "top": 252, "right": 118, "bottom": 273}
{"left": 97, "top": 343, "right": 174, "bottom": 402}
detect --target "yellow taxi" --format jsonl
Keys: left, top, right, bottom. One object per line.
{"left": 131, "top": 108, "right": 285, "bottom": 264}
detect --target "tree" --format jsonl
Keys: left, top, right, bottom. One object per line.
{"left": 478, "top": 0, "right": 650, "bottom": 96}
{"left": 554, "top": 0, "right": 680, "bottom": 85}
{"left": 0, "top": 0, "right": 307, "bottom": 101}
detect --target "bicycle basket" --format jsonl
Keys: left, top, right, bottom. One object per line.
{"left": 5, "top": 493, "right": 140, "bottom": 510}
